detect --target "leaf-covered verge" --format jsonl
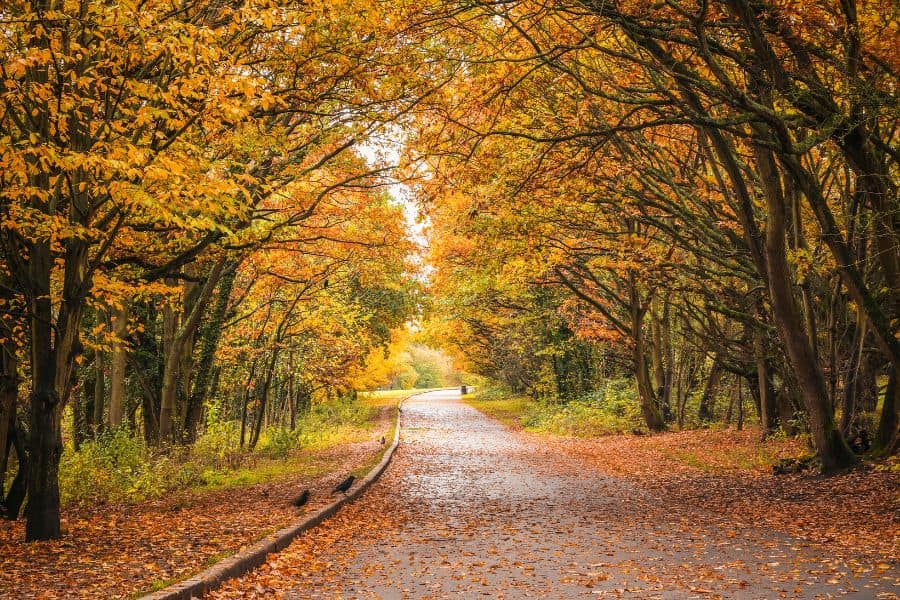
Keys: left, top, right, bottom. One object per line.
{"left": 464, "top": 378, "right": 645, "bottom": 436}
{"left": 0, "top": 390, "right": 413, "bottom": 599}
{"left": 468, "top": 396, "right": 899, "bottom": 565}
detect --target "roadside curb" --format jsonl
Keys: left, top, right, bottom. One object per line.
{"left": 140, "top": 394, "right": 413, "bottom": 600}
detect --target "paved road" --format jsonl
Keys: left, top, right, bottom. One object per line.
{"left": 213, "top": 390, "right": 897, "bottom": 599}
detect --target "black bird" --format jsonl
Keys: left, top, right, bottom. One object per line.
{"left": 380, "top": 436, "right": 386, "bottom": 445}
{"left": 332, "top": 475, "right": 355, "bottom": 494}
{"left": 291, "top": 489, "right": 310, "bottom": 507}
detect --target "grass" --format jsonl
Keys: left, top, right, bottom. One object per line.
{"left": 463, "top": 386, "right": 809, "bottom": 474}
{"left": 59, "top": 389, "right": 422, "bottom": 507}
{"left": 129, "top": 388, "right": 421, "bottom": 598}
{"left": 140, "top": 576, "right": 182, "bottom": 597}
{"left": 195, "top": 454, "right": 336, "bottom": 491}
{"left": 202, "top": 549, "right": 236, "bottom": 568}
{"left": 191, "top": 389, "right": 424, "bottom": 490}
{"left": 463, "top": 395, "right": 533, "bottom": 430}
{"left": 464, "top": 380, "right": 644, "bottom": 437}
{"left": 660, "top": 432, "right": 809, "bottom": 473}
{"left": 351, "top": 418, "right": 395, "bottom": 479}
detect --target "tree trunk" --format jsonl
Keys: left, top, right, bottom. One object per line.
{"left": 159, "top": 260, "right": 225, "bottom": 444}
{"left": 26, "top": 242, "right": 62, "bottom": 540}
{"left": 239, "top": 357, "right": 258, "bottom": 449}
{"left": 176, "top": 277, "right": 198, "bottom": 441}
{"left": 0, "top": 344, "right": 17, "bottom": 490}
{"left": 839, "top": 315, "right": 866, "bottom": 434}
{"left": 288, "top": 353, "right": 296, "bottom": 431}
{"left": 185, "top": 266, "right": 236, "bottom": 441}
{"left": 755, "top": 143, "right": 854, "bottom": 471}
{"left": 698, "top": 357, "right": 723, "bottom": 422}
{"left": 659, "top": 300, "right": 674, "bottom": 417}
{"left": 158, "top": 296, "right": 178, "bottom": 443}
{"left": 752, "top": 323, "right": 778, "bottom": 435}
{"left": 631, "top": 287, "right": 665, "bottom": 432}
{"left": 776, "top": 385, "right": 799, "bottom": 436}
{"left": 876, "top": 367, "right": 898, "bottom": 452}
{"left": 3, "top": 417, "right": 27, "bottom": 520}
{"left": 72, "top": 382, "right": 85, "bottom": 452}
{"left": 249, "top": 349, "right": 279, "bottom": 450}
{"left": 92, "top": 355, "right": 105, "bottom": 435}
{"left": 107, "top": 304, "right": 128, "bottom": 428}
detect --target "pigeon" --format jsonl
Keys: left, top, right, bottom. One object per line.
{"left": 380, "top": 436, "right": 386, "bottom": 445}
{"left": 332, "top": 475, "right": 355, "bottom": 494}
{"left": 291, "top": 489, "right": 310, "bottom": 507}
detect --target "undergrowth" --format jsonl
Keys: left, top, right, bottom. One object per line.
{"left": 59, "top": 390, "right": 407, "bottom": 506}
{"left": 466, "top": 378, "right": 644, "bottom": 436}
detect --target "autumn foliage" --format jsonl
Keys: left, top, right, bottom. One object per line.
{"left": 410, "top": 0, "right": 898, "bottom": 471}
{"left": 0, "top": 0, "right": 422, "bottom": 541}
{"left": 0, "top": 0, "right": 897, "bottom": 574}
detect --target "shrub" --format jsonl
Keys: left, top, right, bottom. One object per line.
{"left": 518, "top": 378, "right": 643, "bottom": 436}
{"left": 59, "top": 428, "right": 154, "bottom": 505}
{"left": 258, "top": 427, "right": 300, "bottom": 460}
{"left": 58, "top": 390, "right": 390, "bottom": 506}
{"left": 193, "top": 421, "right": 244, "bottom": 470}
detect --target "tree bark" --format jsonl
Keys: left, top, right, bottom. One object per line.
{"left": 239, "top": 357, "right": 258, "bottom": 449}
{"left": 249, "top": 349, "right": 280, "bottom": 450}
{"left": 185, "top": 266, "right": 237, "bottom": 441}
{"left": 159, "top": 259, "right": 225, "bottom": 443}
{"left": 698, "top": 357, "right": 723, "bottom": 422}
{"left": 752, "top": 320, "right": 778, "bottom": 435}
{"left": 877, "top": 367, "right": 898, "bottom": 452}
{"left": 630, "top": 281, "right": 665, "bottom": 432}
{"left": 93, "top": 355, "right": 105, "bottom": 435}
{"left": 754, "top": 143, "right": 854, "bottom": 470}
{"left": 159, "top": 293, "right": 178, "bottom": 443}
{"left": 107, "top": 304, "right": 128, "bottom": 428}
{"left": 839, "top": 315, "right": 866, "bottom": 434}
{"left": 26, "top": 242, "right": 62, "bottom": 540}
{"left": 3, "top": 417, "right": 27, "bottom": 520}
{"left": 78, "top": 352, "right": 96, "bottom": 445}
{"left": 0, "top": 344, "right": 17, "bottom": 491}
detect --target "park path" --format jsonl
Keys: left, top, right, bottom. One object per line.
{"left": 212, "top": 390, "right": 897, "bottom": 599}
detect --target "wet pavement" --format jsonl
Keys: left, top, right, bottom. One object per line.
{"left": 212, "top": 390, "right": 898, "bottom": 599}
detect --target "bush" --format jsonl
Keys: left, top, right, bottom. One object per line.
{"left": 520, "top": 378, "right": 643, "bottom": 436}
{"left": 58, "top": 392, "right": 388, "bottom": 506}
{"left": 61, "top": 426, "right": 232, "bottom": 505}
{"left": 59, "top": 428, "right": 159, "bottom": 505}
{"left": 258, "top": 427, "right": 300, "bottom": 460}
{"left": 193, "top": 421, "right": 244, "bottom": 470}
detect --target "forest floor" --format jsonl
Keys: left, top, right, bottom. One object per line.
{"left": 0, "top": 390, "right": 417, "bottom": 599}
{"left": 208, "top": 389, "right": 898, "bottom": 599}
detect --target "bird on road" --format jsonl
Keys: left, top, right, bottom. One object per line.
{"left": 380, "top": 436, "right": 386, "bottom": 445}
{"left": 332, "top": 475, "right": 355, "bottom": 494}
{"left": 291, "top": 489, "right": 310, "bottom": 507}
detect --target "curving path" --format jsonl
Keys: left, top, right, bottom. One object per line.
{"left": 212, "top": 390, "right": 897, "bottom": 599}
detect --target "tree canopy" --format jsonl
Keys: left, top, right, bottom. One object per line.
{"left": 1, "top": 0, "right": 897, "bottom": 542}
